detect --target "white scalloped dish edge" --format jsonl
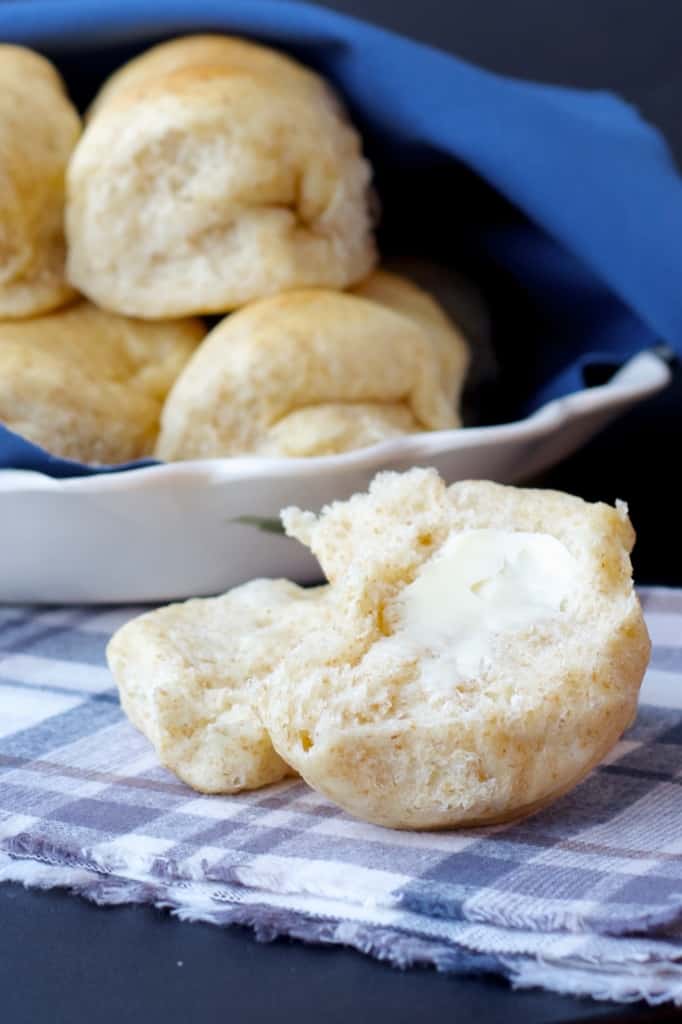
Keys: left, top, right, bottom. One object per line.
{"left": 0, "top": 350, "right": 670, "bottom": 603}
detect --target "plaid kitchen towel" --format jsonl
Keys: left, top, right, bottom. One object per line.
{"left": 1, "top": 589, "right": 682, "bottom": 1005}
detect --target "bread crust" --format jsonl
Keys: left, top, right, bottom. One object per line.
{"left": 0, "top": 301, "right": 204, "bottom": 463}
{"left": 156, "top": 277, "right": 468, "bottom": 460}
{"left": 109, "top": 470, "right": 649, "bottom": 830}
{"left": 0, "top": 46, "right": 81, "bottom": 318}
{"left": 66, "top": 35, "right": 376, "bottom": 317}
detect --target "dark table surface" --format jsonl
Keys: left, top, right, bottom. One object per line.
{"left": 2, "top": 1, "right": 682, "bottom": 1021}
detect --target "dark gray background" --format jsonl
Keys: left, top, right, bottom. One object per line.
{"left": 2, "top": 2, "right": 682, "bottom": 1021}
{"left": 302, "top": 0, "right": 682, "bottom": 167}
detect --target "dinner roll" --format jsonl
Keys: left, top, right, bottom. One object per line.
{"left": 66, "top": 35, "right": 376, "bottom": 318}
{"left": 107, "top": 579, "right": 331, "bottom": 793}
{"left": 0, "top": 301, "right": 204, "bottom": 464}
{"left": 156, "top": 279, "right": 468, "bottom": 460}
{"left": 352, "top": 270, "right": 470, "bottom": 412}
{"left": 261, "top": 468, "right": 650, "bottom": 829}
{"left": 0, "top": 45, "right": 80, "bottom": 318}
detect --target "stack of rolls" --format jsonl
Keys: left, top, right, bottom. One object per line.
{"left": 0, "top": 43, "right": 205, "bottom": 463}
{"left": 0, "top": 35, "right": 471, "bottom": 465}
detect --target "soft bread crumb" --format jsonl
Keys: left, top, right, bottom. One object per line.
{"left": 264, "top": 468, "right": 650, "bottom": 829}
{"left": 107, "top": 580, "right": 332, "bottom": 793}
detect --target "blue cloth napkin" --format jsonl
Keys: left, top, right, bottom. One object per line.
{"left": 1, "top": 588, "right": 682, "bottom": 1005}
{"left": 2, "top": 0, "right": 682, "bottom": 477}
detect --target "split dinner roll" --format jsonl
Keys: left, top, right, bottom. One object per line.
{"left": 261, "top": 468, "right": 650, "bottom": 829}
{"left": 66, "top": 35, "right": 377, "bottom": 318}
{"left": 0, "top": 46, "right": 80, "bottom": 318}
{"left": 0, "top": 302, "right": 204, "bottom": 464}
{"left": 107, "top": 468, "right": 649, "bottom": 829}
{"left": 155, "top": 273, "right": 469, "bottom": 460}
{"left": 107, "top": 580, "right": 332, "bottom": 793}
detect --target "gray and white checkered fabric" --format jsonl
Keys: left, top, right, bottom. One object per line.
{"left": 1, "top": 589, "right": 681, "bottom": 1005}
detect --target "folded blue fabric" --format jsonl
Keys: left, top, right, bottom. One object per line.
{"left": 2, "top": 0, "right": 681, "bottom": 477}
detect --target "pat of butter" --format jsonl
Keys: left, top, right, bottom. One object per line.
{"left": 396, "top": 529, "right": 579, "bottom": 677}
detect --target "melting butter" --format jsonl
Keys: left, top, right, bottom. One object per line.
{"left": 396, "top": 529, "right": 580, "bottom": 678}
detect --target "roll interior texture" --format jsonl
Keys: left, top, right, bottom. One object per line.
{"left": 260, "top": 468, "right": 650, "bottom": 829}
{"left": 0, "top": 45, "right": 81, "bottom": 318}
{"left": 107, "top": 580, "right": 331, "bottom": 793}
{"left": 155, "top": 274, "right": 469, "bottom": 460}
{"left": 66, "top": 34, "right": 377, "bottom": 318}
{"left": 0, "top": 301, "right": 204, "bottom": 464}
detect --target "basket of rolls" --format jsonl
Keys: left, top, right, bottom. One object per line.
{"left": 0, "top": 1, "right": 677, "bottom": 602}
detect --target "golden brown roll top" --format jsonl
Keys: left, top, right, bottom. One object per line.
{"left": 66, "top": 34, "right": 377, "bottom": 318}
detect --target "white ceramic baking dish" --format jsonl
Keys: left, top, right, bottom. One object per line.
{"left": 0, "top": 349, "right": 669, "bottom": 604}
